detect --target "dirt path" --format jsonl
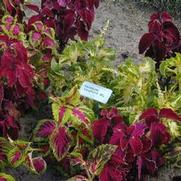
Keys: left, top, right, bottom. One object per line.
{"left": 91, "top": 1, "right": 181, "bottom": 64}
{"left": 6, "top": 1, "right": 181, "bottom": 181}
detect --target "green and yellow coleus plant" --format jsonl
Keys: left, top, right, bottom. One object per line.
{"left": 49, "top": 35, "right": 116, "bottom": 96}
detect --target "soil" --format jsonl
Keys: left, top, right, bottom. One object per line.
{"left": 5, "top": 1, "right": 181, "bottom": 181}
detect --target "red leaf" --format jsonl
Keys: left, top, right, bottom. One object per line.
{"left": 161, "top": 12, "right": 172, "bottom": 23}
{"left": 109, "top": 124, "right": 128, "bottom": 149}
{"left": 32, "top": 157, "right": 47, "bottom": 174}
{"left": 35, "top": 119, "right": 55, "bottom": 138}
{"left": 79, "top": 9, "right": 94, "bottom": 29}
{"left": 99, "top": 163, "right": 127, "bottom": 181}
{"left": 3, "top": 0, "right": 15, "bottom": 15}
{"left": 92, "top": 118, "right": 110, "bottom": 143}
{"left": 76, "top": 21, "right": 89, "bottom": 41}
{"left": 148, "top": 21, "right": 161, "bottom": 33}
{"left": 139, "top": 33, "right": 154, "bottom": 54}
{"left": 141, "top": 137, "right": 152, "bottom": 154}
{"left": 159, "top": 108, "right": 181, "bottom": 122}
{"left": 139, "top": 108, "right": 159, "bottom": 127}
{"left": 72, "top": 107, "right": 88, "bottom": 123}
{"left": 129, "top": 137, "right": 143, "bottom": 155}
{"left": 49, "top": 127, "right": 70, "bottom": 161}
{"left": 32, "top": 32, "right": 41, "bottom": 41}
{"left": 42, "top": 37, "right": 55, "bottom": 48}
{"left": 11, "top": 150, "right": 22, "bottom": 165}
{"left": 163, "top": 22, "right": 180, "bottom": 45}
{"left": 59, "top": 106, "right": 66, "bottom": 122}
{"left": 150, "top": 123, "right": 170, "bottom": 146}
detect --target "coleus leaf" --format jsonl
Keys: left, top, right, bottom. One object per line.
{"left": 87, "top": 144, "right": 117, "bottom": 176}
{"left": 32, "top": 157, "right": 47, "bottom": 174}
{"left": 7, "top": 147, "right": 25, "bottom": 167}
{"left": 5, "top": 139, "right": 31, "bottom": 167}
{"left": 49, "top": 126, "right": 71, "bottom": 161}
{"left": 150, "top": 122, "right": 170, "bottom": 146}
{"left": 51, "top": 86, "right": 80, "bottom": 122}
{"left": 0, "top": 173, "right": 15, "bottom": 181}
{"left": 0, "top": 137, "right": 12, "bottom": 155}
{"left": 25, "top": 154, "right": 47, "bottom": 174}
{"left": 2, "top": 0, "right": 15, "bottom": 15}
{"left": 34, "top": 119, "right": 55, "bottom": 139}
{"left": 159, "top": 108, "right": 181, "bottom": 122}
{"left": 139, "top": 33, "right": 154, "bottom": 54}
{"left": 51, "top": 88, "right": 94, "bottom": 144}
{"left": 52, "top": 101, "right": 61, "bottom": 122}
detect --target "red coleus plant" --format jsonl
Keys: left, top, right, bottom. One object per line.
{"left": 39, "top": 0, "right": 100, "bottom": 49}
{"left": 139, "top": 12, "right": 181, "bottom": 67}
{"left": 0, "top": 34, "right": 35, "bottom": 139}
{"left": 2, "top": 0, "right": 39, "bottom": 21}
{"left": 92, "top": 107, "right": 181, "bottom": 180}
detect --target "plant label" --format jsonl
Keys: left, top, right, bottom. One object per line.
{"left": 80, "top": 81, "right": 112, "bottom": 104}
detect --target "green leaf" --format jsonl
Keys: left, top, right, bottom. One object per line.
{"left": 51, "top": 58, "right": 61, "bottom": 74}
{"left": 0, "top": 137, "right": 12, "bottom": 154}
{"left": 52, "top": 101, "right": 60, "bottom": 122}
{"left": 87, "top": 144, "right": 117, "bottom": 176}
{"left": 24, "top": 154, "right": 47, "bottom": 174}
{"left": 160, "top": 53, "right": 181, "bottom": 91}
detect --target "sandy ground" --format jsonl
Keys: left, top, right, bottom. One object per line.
{"left": 5, "top": 1, "right": 181, "bottom": 181}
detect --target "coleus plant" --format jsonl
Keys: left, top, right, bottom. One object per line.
{"left": 49, "top": 35, "right": 116, "bottom": 96}
{"left": 27, "top": 18, "right": 58, "bottom": 89}
{"left": 160, "top": 53, "right": 181, "bottom": 92}
{"left": 40, "top": 0, "right": 100, "bottom": 49}
{"left": 139, "top": 11, "right": 181, "bottom": 67}
{"left": 110, "top": 57, "right": 156, "bottom": 108}
{"left": 32, "top": 84, "right": 181, "bottom": 180}
{"left": 0, "top": 137, "right": 47, "bottom": 180}
{"left": 15, "top": 0, "right": 100, "bottom": 50}
{"left": 92, "top": 107, "right": 181, "bottom": 180}
{"left": 33, "top": 87, "right": 118, "bottom": 180}
{"left": 33, "top": 87, "right": 95, "bottom": 160}
{"left": 0, "top": 34, "right": 35, "bottom": 139}
{"left": 2, "top": 0, "right": 40, "bottom": 22}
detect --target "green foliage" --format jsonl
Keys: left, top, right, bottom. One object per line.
{"left": 160, "top": 53, "right": 181, "bottom": 91}
{"left": 106, "top": 56, "right": 181, "bottom": 123}
{"left": 112, "top": 58, "right": 156, "bottom": 106}
{"left": 49, "top": 36, "right": 116, "bottom": 96}
{"left": 108, "top": 58, "right": 156, "bottom": 122}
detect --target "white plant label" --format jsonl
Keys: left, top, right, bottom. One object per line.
{"left": 80, "top": 81, "right": 112, "bottom": 104}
